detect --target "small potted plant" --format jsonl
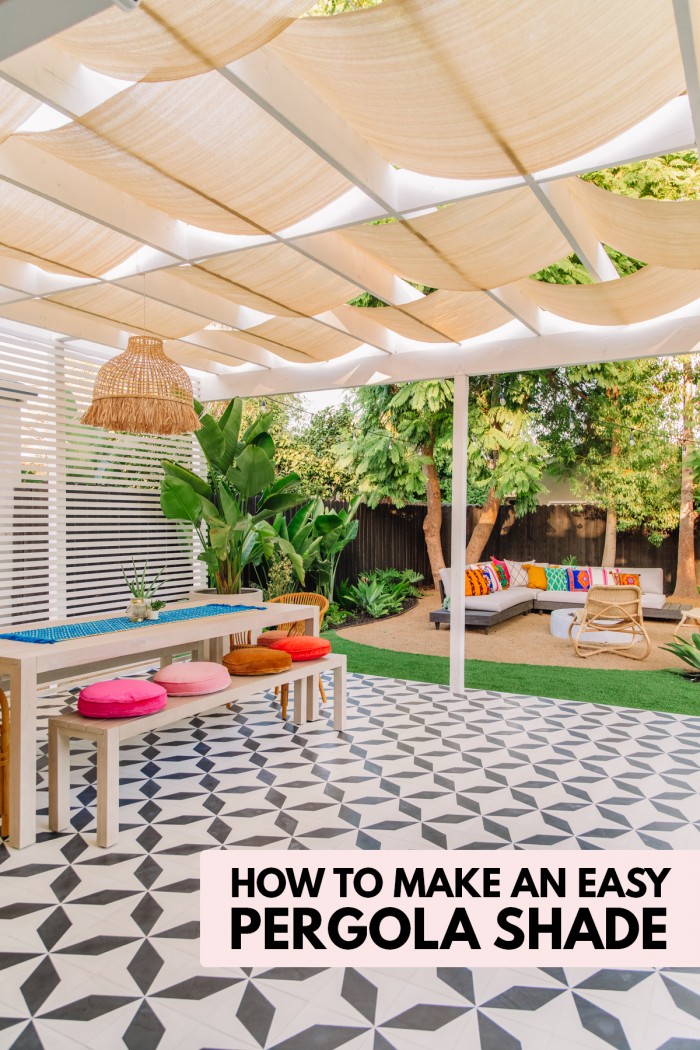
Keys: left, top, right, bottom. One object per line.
{"left": 121, "top": 561, "right": 166, "bottom": 622}
{"left": 147, "top": 599, "right": 166, "bottom": 621}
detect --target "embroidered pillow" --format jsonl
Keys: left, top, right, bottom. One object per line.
{"left": 464, "top": 568, "right": 491, "bottom": 596}
{"left": 524, "top": 564, "right": 548, "bottom": 590}
{"left": 490, "top": 558, "right": 510, "bottom": 589}
{"left": 544, "top": 566, "right": 569, "bottom": 591}
{"left": 566, "top": 567, "right": 591, "bottom": 591}
{"left": 505, "top": 559, "right": 533, "bottom": 587}
{"left": 613, "top": 571, "right": 641, "bottom": 588}
{"left": 472, "top": 563, "right": 502, "bottom": 592}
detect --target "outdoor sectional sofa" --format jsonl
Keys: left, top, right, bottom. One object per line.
{"left": 430, "top": 565, "right": 675, "bottom": 632}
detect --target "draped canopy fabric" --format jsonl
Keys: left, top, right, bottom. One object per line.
{"left": 0, "top": 0, "right": 699, "bottom": 379}
{"left": 270, "top": 0, "right": 685, "bottom": 179}
{"left": 176, "top": 244, "right": 361, "bottom": 317}
{"left": 54, "top": 0, "right": 311, "bottom": 82}
{"left": 518, "top": 267, "right": 700, "bottom": 326}
{"left": 567, "top": 178, "right": 700, "bottom": 270}
{"left": 340, "top": 188, "right": 570, "bottom": 290}
{"left": 26, "top": 74, "right": 351, "bottom": 235}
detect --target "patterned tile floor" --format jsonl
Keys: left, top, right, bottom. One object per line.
{"left": 1, "top": 671, "right": 700, "bottom": 1050}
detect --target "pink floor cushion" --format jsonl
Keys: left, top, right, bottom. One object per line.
{"left": 78, "top": 678, "right": 167, "bottom": 719}
{"left": 256, "top": 630, "right": 290, "bottom": 648}
{"left": 269, "top": 636, "right": 331, "bottom": 662}
{"left": 153, "top": 661, "right": 231, "bottom": 696}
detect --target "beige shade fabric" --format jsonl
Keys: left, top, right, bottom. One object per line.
{"left": 26, "top": 74, "right": 350, "bottom": 235}
{"left": 340, "top": 188, "right": 569, "bottom": 290}
{"left": 55, "top": 0, "right": 311, "bottom": 82}
{"left": 270, "top": 0, "right": 684, "bottom": 178}
{"left": 0, "top": 82, "right": 40, "bottom": 143}
{"left": 518, "top": 266, "right": 700, "bottom": 325}
{"left": 344, "top": 291, "right": 512, "bottom": 343}
{"left": 177, "top": 243, "right": 360, "bottom": 317}
{"left": 235, "top": 317, "right": 361, "bottom": 362}
{"left": 47, "top": 285, "right": 211, "bottom": 339}
{"left": 0, "top": 183, "right": 140, "bottom": 277}
{"left": 567, "top": 178, "right": 700, "bottom": 270}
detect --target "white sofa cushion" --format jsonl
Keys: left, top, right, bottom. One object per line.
{"left": 463, "top": 587, "right": 533, "bottom": 612}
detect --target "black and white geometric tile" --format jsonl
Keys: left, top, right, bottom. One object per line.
{"left": 1, "top": 671, "right": 700, "bottom": 1049}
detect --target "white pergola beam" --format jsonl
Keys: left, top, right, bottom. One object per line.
{"left": 449, "top": 373, "right": 468, "bottom": 693}
{"left": 673, "top": 0, "right": 700, "bottom": 148}
{"left": 0, "top": 137, "right": 192, "bottom": 260}
{"left": 223, "top": 49, "right": 399, "bottom": 214}
{"left": 488, "top": 285, "right": 542, "bottom": 335}
{"left": 527, "top": 177, "right": 619, "bottom": 283}
{"left": 200, "top": 314, "right": 700, "bottom": 399}
{"left": 0, "top": 0, "right": 111, "bottom": 62}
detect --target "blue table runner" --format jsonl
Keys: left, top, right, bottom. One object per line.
{"left": 0, "top": 604, "right": 256, "bottom": 645}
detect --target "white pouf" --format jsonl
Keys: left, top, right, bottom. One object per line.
{"left": 550, "top": 606, "right": 634, "bottom": 645}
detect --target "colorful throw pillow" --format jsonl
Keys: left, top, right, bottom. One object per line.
{"left": 524, "top": 564, "right": 548, "bottom": 590}
{"left": 566, "top": 567, "right": 591, "bottom": 591}
{"left": 464, "top": 568, "right": 491, "bottom": 596}
{"left": 472, "top": 563, "right": 502, "bottom": 592}
{"left": 505, "top": 559, "right": 533, "bottom": 587}
{"left": 613, "top": 572, "right": 641, "bottom": 588}
{"left": 544, "top": 566, "right": 569, "bottom": 591}
{"left": 590, "top": 567, "right": 615, "bottom": 586}
{"left": 490, "top": 558, "right": 510, "bottom": 589}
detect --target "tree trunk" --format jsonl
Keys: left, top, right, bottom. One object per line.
{"left": 465, "top": 487, "right": 501, "bottom": 563}
{"left": 421, "top": 447, "right": 445, "bottom": 592}
{"left": 601, "top": 506, "right": 618, "bottom": 566}
{"left": 601, "top": 428, "right": 620, "bottom": 566}
{"left": 672, "top": 360, "right": 697, "bottom": 601}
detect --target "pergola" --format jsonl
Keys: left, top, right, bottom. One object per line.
{"left": 3, "top": 0, "right": 700, "bottom": 689}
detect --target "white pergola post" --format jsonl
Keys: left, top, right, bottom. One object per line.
{"left": 449, "top": 373, "right": 468, "bottom": 693}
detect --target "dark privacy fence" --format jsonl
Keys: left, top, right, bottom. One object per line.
{"left": 333, "top": 501, "right": 686, "bottom": 592}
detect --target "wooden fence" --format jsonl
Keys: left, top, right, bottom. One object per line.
{"left": 334, "top": 501, "right": 687, "bottom": 592}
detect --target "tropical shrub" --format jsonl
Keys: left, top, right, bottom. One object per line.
{"left": 661, "top": 633, "right": 700, "bottom": 681}
{"left": 159, "top": 398, "right": 304, "bottom": 594}
{"left": 337, "top": 568, "right": 423, "bottom": 619}
{"left": 268, "top": 496, "right": 362, "bottom": 602}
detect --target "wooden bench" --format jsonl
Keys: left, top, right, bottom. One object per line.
{"left": 48, "top": 654, "right": 346, "bottom": 848}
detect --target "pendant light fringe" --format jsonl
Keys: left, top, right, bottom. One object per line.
{"left": 80, "top": 335, "right": 202, "bottom": 435}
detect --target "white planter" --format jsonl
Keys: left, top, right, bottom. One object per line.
{"left": 189, "top": 586, "right": 264, "bottom": 605}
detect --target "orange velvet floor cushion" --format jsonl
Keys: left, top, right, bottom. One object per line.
{"left": 223, "top": 647, "right": 292, "bottom": 676}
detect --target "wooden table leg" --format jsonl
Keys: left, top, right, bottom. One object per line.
{"left": 333, "top": 660, "right": 347, "bottom": 731}
{"left": 48, "top": 725, "right": 71, "bottom": 833}
{"left": 8, "top": 658, "right": 37, "bottom": 849}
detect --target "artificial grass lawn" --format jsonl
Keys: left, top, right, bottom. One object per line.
{"left": 324, "top": 631, "right": 700, "bottom": 717}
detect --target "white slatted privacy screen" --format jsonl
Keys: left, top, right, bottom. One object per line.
{"left": 0, "top": 331, "right": 206, "bottom": 627}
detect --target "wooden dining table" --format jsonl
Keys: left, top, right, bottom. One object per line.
{"left": 0, "top": 599, "right": 319, "bottom": 849}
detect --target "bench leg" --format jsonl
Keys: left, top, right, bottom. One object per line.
{"left": 96, "top": 733, "right": 120, "bottom": 848}
{"left": 292, "top": 678, "right": 303, "bottom": 725}
{"left": 305, "top": 674, "right": 319, "bottom": 722}
{"left": 48, "top": 725, "right": 71, "bottom": 833}
{"left": 333, "top": 662, "right": 347, "bottom": 732}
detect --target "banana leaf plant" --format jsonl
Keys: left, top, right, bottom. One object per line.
{"left": 270, "top": 496, "right": 362, "bottom": 602}
{"left": 159, "top": 398, "right": 304, "bottom": 594}
{"left": 660, "top": 633, "right": 700, "bottom": 681}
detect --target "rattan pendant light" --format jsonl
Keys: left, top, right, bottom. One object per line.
{"left": 81, "top": 335, "right": 201, "bottom": 435}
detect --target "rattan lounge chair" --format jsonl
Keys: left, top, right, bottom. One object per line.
{"left": 569, "top": 584, "right": 651, "bottom": 660}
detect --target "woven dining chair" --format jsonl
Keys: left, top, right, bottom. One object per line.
{"left": 266, "top": 593, "right": 330, "bottom": 718}
{"left": 568, "top": 585, "right": 651, "bottom": 660}
{"left": 0, "top": 688, "right": 9, "bottom": 838}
